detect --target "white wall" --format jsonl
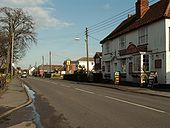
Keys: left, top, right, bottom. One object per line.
{"left": 79, "top": 61, "right": 94, "bottom": 71}
{"left": 102, "top": 19, "right": 168, "bottom": 84}
{"left": 165, "top": 19, "right": 170, "bottom": 84}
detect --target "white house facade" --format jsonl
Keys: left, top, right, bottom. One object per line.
{"left": 76, "top": 57, "right": 94, "bottom": 71}
{"left": 101, "top": 0, "right": 170, "bottom": 85}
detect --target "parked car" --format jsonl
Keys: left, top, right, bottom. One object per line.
{"left": 21, "top": 72, "right": 27, "bottom": 78}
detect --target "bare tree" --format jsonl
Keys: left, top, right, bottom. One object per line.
{"left": 0, "top": 33, "right": 8, "bottom": 68}
{"left": 0, "top": 7, "right": 37, "bottom": 73}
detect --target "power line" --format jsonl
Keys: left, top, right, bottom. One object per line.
{"left": 89, "top": 15, "right": 127, "bottom": 35}
{"left": 87, "top": 0, "right": 157, "bottom": 35}
{"left": 88, "top": 35, "right": 101, "bottom": 41}
{"left": 88, "top": 7, "right": 134, "bottom": 30}
{"left": 75, "top": 0, "right": 158, "bottom": 43}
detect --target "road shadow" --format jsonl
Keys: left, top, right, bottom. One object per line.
{"left": 0, "top": 106, "right": 33, "bottom": 127}
{"left": 35, "top": 94, "right": 79, "bottom": 128}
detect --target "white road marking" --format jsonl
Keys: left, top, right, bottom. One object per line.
{"left": 29, "top": 77, "right": 168, "bottom": 114}
{"left": 75, "top": 88, "right": 95, "bottom": 94}
{"left": 105, "top": 96, "right": 167, "bottom": 114}
{"left": 50, "top": 82, "right": 71, "bottom": 88}
{"left": 60, "top": 85, "right": 71, "bottom": 88}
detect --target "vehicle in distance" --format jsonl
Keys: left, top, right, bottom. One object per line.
{"left": 21, "top": 71, "right": 27, "bottom": 78}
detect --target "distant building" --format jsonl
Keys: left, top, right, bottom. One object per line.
{"left": 63, "top": 57, "right": 95, "bottom": 74}
{"left": 38, "top": 65, "right": 62, "bottom": 74}
{"left": 28, "top": 66, "right": 36, "bottom": 76}
{"left": 76, "top": 57, "right": 94, "bottom": 71}
{"left": 101, "top": 0, "right": 170, "bottom": 84}
{"left": 94, "top": 52, "right": 102, "bottom": 73}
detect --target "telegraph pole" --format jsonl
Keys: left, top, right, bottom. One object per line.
{"left": 49, "top": 51, "right": 52, "bottom": 73}
{"left": 42, "top": 56, "right": 44, "bottom": 70}
{"left": 10, "top": 18, "right": 14, "bottom": 80}
{"left": 85, "top": 27, "right": 89, "bottom": 78}
{"left": 10, "top": 32, "right": 14, "bottom": 79}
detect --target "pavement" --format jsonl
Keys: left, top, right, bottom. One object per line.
{"left": 0, "top": 77, "right": 170, "bottom": 127}
{"left": 80, "top": 82, "right": 170, "bottom": 98}
{"left": 0, "top": 77, "right": 35, "bottom": 128}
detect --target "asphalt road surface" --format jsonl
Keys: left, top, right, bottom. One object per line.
{"left": 23, "top": 77, "right": 170, "bottom": 128}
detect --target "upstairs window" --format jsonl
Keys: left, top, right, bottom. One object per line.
{"left": 105, "top": 62, "right": 110, "bottom": 72}
{"left": 105, "top": 42, "right": 110, "bottom": 53}
{"left": 138, "top": 27, "right": 148, "bottom": 44}
{"left": 119, "top": 35, "right": 126, "bottom": 49}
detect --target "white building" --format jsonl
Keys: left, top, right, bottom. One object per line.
{"left": 101, "top": 0, "right": 170, "bottom": 85}
{"left": 76, "top": 57, "right": 94, "bottom": 71}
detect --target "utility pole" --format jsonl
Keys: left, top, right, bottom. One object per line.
{"left": 42, "top": 56, "right": 44, "bottom": 70}
{"left": 85, "top": 27, "right": 89, "bottom": 78}
{"left": 49, "top": 51, "right": 52, "bottom": 73}
{"left": 10, "top": 19, "right": 14, "bottom": 80}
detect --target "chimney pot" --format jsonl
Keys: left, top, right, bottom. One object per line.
{"left": 136, "top": 0, "right": 149, "bottom": 19}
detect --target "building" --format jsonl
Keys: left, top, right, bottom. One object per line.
{"left": 38, "top": 65, "right": 62, "bottom": 74}
{"left": 101, "top": 0, "right": 170, "bottom": 85}
{"left": 63, "top": 59, "right": 77, "bottom": 74}
{"left": 63, "top": 57, "right": 95, "bottom": 73}
{"left": 76, "top": 57, "right": 94, "bottom": 71}
{"left": 94, "top": 52, "right": 102, "bottom": 73}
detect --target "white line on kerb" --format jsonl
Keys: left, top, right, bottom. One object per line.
{"left": 105, "top": 96, "right": 167, "bottom": 114}
{"left": 75, "top": 88, "right": 95, "bottom": 94}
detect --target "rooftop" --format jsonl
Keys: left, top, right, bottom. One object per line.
{"left": 100, "top": 0, "right": 170, "bottom": 44}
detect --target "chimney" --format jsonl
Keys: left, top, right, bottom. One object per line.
{"left": 136, "top": 0, "right": 149, "bottom": 19}
{"left": 128, "top": 13, "right": 133, "bottom": 18}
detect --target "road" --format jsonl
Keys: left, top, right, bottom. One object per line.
{"left": 23, "top": 77, "right": 170, "bottom": 128}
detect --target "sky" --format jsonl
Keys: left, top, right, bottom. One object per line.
{"left": 0, "top": 0, "right": 159, "bottom": 68}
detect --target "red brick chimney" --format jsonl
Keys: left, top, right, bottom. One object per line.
{"left": 136, "top": 0, "right": 149, "bottom": 19}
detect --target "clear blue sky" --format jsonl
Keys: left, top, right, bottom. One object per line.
{"left": 0, "top": 0, "right": 158, "bottom": 68}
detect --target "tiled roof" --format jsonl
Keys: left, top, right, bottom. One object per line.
{"left": 100, "top": 0, "right": 170, "bottom": 44}
{"left": 94, "top": 52, "right": 102, "bottom": 58}
{"left": 78, "top": 57, "right": 94, "bottom": 61}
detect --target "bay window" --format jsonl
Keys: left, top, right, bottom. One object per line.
{"left": 133, "top": 54, "right": 150, "bottom": 72}
{"left": 134, "top": 55, "right": 141, "bottom": 72}
{"left": 120, "top": 59, "right": 126, "bottom": 73}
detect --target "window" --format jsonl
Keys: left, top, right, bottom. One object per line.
{"left": 138, "top": 27, "right": 148, "bottom": 44}
{"left": 120, "top": 59, "right": 126, "bottom": 72}
{"left": 155, "top": 59, "right": 162, "bottom": 68}
{"left": 134, "top": 55, "right": 141, "bottom": 71}
{"left": 133, "top": 54, "right": 150, "bottom": 72}
{"left": 143, "top": 54, "right": 149, "bottom": 71}
{"left": 129, "top": 62, "right": 133, "bottom": 74}
{"left": 119, "top": 35, "right": 126, "bottom": 49}
{"left": 96, "top": 58, "right": 100, "bottom": 64}
{"left": 105, "top": 62, "right": 110, "bottom": 72}
{"left": 106, "top": 43, "right": 110, "bottom": 53}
